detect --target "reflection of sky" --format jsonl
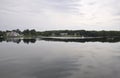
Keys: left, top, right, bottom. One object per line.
{"left": 0, "top": 41, "right": 120, "bottom": 78}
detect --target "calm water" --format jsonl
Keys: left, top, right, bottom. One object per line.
{"left": 0, "top": 39, "right": 120, "bottom": 78}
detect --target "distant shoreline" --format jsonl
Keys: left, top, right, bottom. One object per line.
{"left": 0, "top": 29, "right": 120, "bottom": 39}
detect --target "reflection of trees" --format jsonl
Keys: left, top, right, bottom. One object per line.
{"left": 16, "top": 39, "right": 21, "bottom": 44}
{"left": 23, "top": 39, "right": 36, "bottom": 44}
{"left": 30, "top": 39, "right": 36, "bottom": 43}
{"left": 0, "top": 38, "right": 36, "bottom": 44}
{"left": 41, "top": 37, "right": 120, "bottom": 43}
{"left": 0, "top": 38, "right": 4, "bottom": 42}
{"left": 0, "top": 37, "right": 120, "bottom": 44}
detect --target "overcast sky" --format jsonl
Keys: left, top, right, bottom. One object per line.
{"left": 0, "top": 0, "right": 120, "bottom": 31}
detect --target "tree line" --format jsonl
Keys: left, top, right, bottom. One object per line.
{"left": 0, "top": 29, "right": 120, "bottom": 37}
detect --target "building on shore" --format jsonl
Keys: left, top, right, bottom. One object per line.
{"left": 6, "top": 31, "right": 20, "bottom": 37}
{"left": 60, "top": 33, "right": 68, "bottom": 36}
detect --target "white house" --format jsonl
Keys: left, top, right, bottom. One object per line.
{"left": 60, "top": 33, "right": 68, "bottom": 36}
{"left": 6, "top": 31, "right": 20, "bottom": 37}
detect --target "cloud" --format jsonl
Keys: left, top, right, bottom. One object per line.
{"left": 0, "top": 0, "right": 120, "bottom": 30}
{"left": 0, "top": 0, "right": 82, "bottom": 15}
{"left": 46, "top": 0, "right": 81, "bottom": 12}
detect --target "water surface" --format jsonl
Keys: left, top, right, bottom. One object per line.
{"left": 0, "top": 39, "right": 120, "bottom": 78}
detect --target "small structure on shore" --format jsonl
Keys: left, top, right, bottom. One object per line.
{"left": 60, "top": 33, "right": 68, "bottom": 36}
{"left": 6, "top": 31, "right": 20, "bottom": 37}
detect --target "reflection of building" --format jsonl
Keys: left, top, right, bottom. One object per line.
{"left": 6, "top": 31, "right": 20, "bottom": 37}
{"left": 6, "top": 38, "right": 21, "bottom": 44}
{"left": 60, "top": 33, "right": 68, "bottom": 36}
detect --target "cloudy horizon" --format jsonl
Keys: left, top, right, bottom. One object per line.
{"left": 0, "top": 0, "right": 120, "bottom": 31}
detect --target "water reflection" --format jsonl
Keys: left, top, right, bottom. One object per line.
{"left": 6, "top": 38, "right": 21, "bottom": 44}
{"left": 23, "top": 39, "right": 36, "bottom": 44}
{"left": 0, "top": 38, "right": 36, "bottom": 44}
{"left": 0, "top": 38, "right": 120, "bottom": 78}
{"left": 30, "top": 58, "right": 79, "bottom": 78}
{"left": 41, "top": 37, "right": 120, "bottom": 43}
{"left": 0, "top": 37, "right": 120, "bottom": 44}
